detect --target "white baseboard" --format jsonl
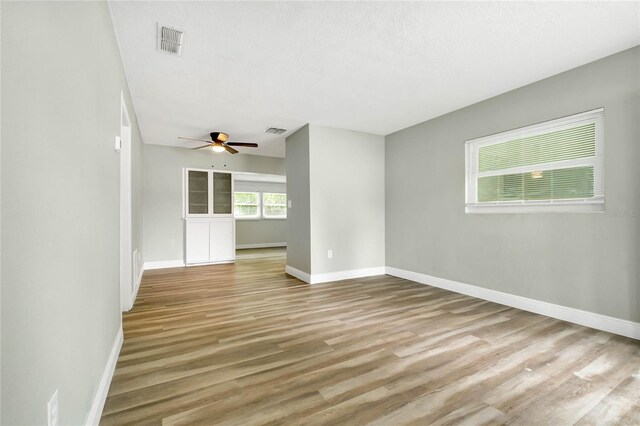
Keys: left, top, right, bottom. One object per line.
{"left": 185, "top": 260, "right": 234, "bottom": 267}
{"left": 286, "top": 265, "right": 311, "bottom": 283}
{"left": 236, "top": 242, "right": 287, "bottom": 249}
{"left": 85, "top": 326, "right": 123, "bottom": 425}
{"left": 143, "top": 260, "right": 185, "bottom": 270}
{"left": 311, "top": 267, "right": 386, "bottom": 284}
{"left": 385, "top": 266, "right": 640, "bottom": 341}
{"left": 285, "top": 265, "right": 386, "bottom": 285}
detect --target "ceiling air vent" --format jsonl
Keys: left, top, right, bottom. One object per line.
{"left": 158, "top": 24, "right": 183, "bottom": 55}
{"left": 264, "top": 127, "right": 287, "bottom": 135}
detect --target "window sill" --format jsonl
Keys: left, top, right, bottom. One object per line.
{"left": 466, "top": 201, "right": 604, "bottom": 214}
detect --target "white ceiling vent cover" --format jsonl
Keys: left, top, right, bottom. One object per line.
{"left": 158, "top": 24, "right": 183, "bottom": 55}
{"left": 264, "top": 127, "right": 287, "bottom": 135}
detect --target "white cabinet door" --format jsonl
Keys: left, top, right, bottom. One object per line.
{"left": 210, "top": 219, "right": 235, "bottom": 262}
{"left": 184, "top": 169, "right": 234, "bottom": 218}
{"left": 185, "top": 221, "right": 210, "bottom": 264}
{"left": 185, "top": 170, "right": 212, "bottom": 217}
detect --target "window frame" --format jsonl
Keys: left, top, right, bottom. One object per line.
{"left": 233, "top": 191, "right": 261, "bottom": 220}
{"left": 465, "top": 108, "right": 604, "bottom": 214}
{"left": 262, "top": 192, "right": 287, "bottom": 219}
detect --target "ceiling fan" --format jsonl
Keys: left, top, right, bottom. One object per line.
{"left": 178, "top": 132, "right": 258, "bottom": 154}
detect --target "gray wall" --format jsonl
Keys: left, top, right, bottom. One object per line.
{"left": 143, "top": 144, "right": 285, "bottom": 262}
{"left": 1, "top": 1, "right": 144, "bottom": 424}
{"left": 309, "top": 125, "right": 385, "bottom": 274}
{"left": 234, "top": 180, "right": 286, "bottom": 247}
{"left": 285, "top": 125, "right": 311, "bottom": 272}
{"left": 386, "top": 46, "right": 640, "bottom": 322}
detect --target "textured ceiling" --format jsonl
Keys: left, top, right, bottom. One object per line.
{"left": 110, "top": 1, "right": 640, "bottom": 158}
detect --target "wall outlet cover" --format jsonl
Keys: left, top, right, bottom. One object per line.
{"left": 328, "top": 249, "right": 333, "bottom": 259}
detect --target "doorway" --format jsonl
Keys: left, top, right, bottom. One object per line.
{"left": 233, "top": 172, "right": 287, "bottom": 260}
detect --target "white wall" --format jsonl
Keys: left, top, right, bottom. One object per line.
{"left": 1, "top": 2, "right": 144, "bottom": 424}
{"left": 309, "top": 125, "right": 385, "bottom": 275}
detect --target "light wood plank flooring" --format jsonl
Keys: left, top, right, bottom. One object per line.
{"left": 101, "top": 255, "right": 640, "bottom": 425}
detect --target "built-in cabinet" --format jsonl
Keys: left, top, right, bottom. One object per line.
{"left": 186, "top": 170, "right": 234, "bottom": 217}
{"left": 184, "top": 168, "right": 235, "bottom": 265}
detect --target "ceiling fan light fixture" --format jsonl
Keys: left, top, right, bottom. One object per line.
{"left": 211, "top": 144, "right": 225, "bottom": 153}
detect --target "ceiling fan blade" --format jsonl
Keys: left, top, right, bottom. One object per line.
{"left": 178, "top": 136, "right": 213, "bottom": 143}
{"left": 191, "top": 144, "right": 213, "bottom": 150}
{"left": 224, "top": 145, "right": 239, "bottom": 154}
{"left": 226, "top": 142, "right": 259, "bottom": 148}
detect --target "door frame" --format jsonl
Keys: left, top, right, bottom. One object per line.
{"left": 120, "top": 92, "right": 133, "bottom": 311}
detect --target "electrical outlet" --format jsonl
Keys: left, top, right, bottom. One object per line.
{"left": 47, "top": 389, "right": 59, "bottom": 426}
{"left": 327, "top": 249, "right": 333, "bottom": 259}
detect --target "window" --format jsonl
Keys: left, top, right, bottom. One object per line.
{"left": 263, "top": 193, "right": 287, "bottom": 219}
{"left": 234, "top": 192, "right": 260, "bottom": 218}
{"left": 465, "top": 108, "right": 604, "bottom": 213}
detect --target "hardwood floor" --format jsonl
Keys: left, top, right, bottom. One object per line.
{"left": 101, "top": 256, "right": 640, "bottom": 425}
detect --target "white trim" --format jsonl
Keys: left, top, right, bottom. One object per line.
{"left": 285, "top": 265, "right": 311, "bottom": 283}
{"left": 385, "top": 266, "right": 640, "bottom": 340}
{"left": 85, "top": 326, "right": 123, "bottom": 426}
{"left": 464, "top": 108, "right": 605, "bottom": 213}
{"left": 286, "top": 266, "right": 386, "bottom": 285}
{"left": 237, "top": 242, "right": 287, "bottom": 249}
{"left": 143, "top": 260, "right": 185, "bottom": 270}
{"left": 466, "top": 200, "right": 605, "bottom": 214}
{"left": 186, "top": 260, "right": 234, "bottom": 267}
{"left": 119, "top": 92, "right": 133, "bottom": 312}
{"left": 131, "top": 263, "right": 143, "bottom": 305}
{"left": 310, "top": 267, "right": 386, "bottom": 284}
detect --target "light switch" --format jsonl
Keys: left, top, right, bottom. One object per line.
{"left": 288, "top": 200, "right": 292, "bottom": 208}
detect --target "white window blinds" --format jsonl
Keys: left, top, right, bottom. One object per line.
{"left": 465, "top": 108, "right": 604, "bottom": 213}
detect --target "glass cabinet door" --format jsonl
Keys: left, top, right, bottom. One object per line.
{"left": 188, "top": 170, "right": 209, "bottom": 215}
{"left": 212, "top": 172, "right": 232, "bottom": 215}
